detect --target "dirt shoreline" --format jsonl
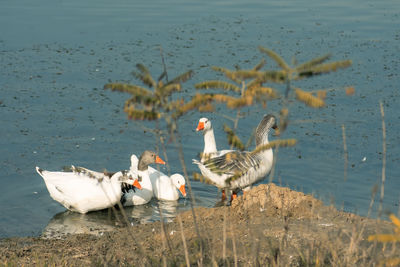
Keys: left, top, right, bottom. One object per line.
{"left": 0, "top": 183, "right": 397, "bottom": 266}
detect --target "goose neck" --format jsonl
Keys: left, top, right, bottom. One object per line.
{"left": 203, "top": 128, "right": 217, "bottom": 154}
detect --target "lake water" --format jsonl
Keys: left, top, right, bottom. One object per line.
{"left": 1, "top": 0, "right": 399, "bottom": 238}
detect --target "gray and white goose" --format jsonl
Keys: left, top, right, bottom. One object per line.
{"left": 193, "top": 114, "right": 277, "bottom": 201}
{"left": 121, "top": 151, "right": 166, "bottom": 206}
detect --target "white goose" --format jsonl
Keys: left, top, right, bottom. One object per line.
{"left": 129, "top": 154, "right": 187, "bottom": 201}
{"left": 196, "top": 118, "right": 232, "bottom": 162}
{"left": 150, "top": 172, "right": 186, "bottom": 201}
{"left": 121, "top": 151, "right": 165, "bottom": 206}
{"left": 36, "top": 165, "right": 141, "bottom": 214}
{"left": 193, "top": 114, "right": 277, "bottom": 201}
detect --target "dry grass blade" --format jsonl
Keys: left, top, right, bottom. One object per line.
{"left": 178, "top": 215, "right": 190, "bottom": 267}
{"left": 223, "top": 124, "right": 245, "bottom": 150}
{"left": 368, "top": 214, "right": 400, "bottom": 265}
{"left": 295, "top": 88, "right": 325, "bottom": 108}
{"left": 368, "top": 234, "right": 400, "bottom": 242}
{"left": 104, "top": 83, "right": 152, "bottom": 96}
{"left": 297, "top": 60, "right": 352, "bottom": 78}
{"left": 258, "top": 46, "right": 290, "bottom": 71}
{"left": 379, "top": 101, "right": 386, "bottom": 218}
{"left": 195, "top": 81, "right": 241, "bottom": 92}
{"left": 295, "top": 53, "right": 332, "bottom": 72}
{"left": 389, "top": 214, "right": 400, "bottom": 229}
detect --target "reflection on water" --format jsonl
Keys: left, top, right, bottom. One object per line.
{"left": 42, "top": 199, "right": 187, "bottom": 238}
{"left": 42, "top": 210, "right": 116, "bottom": 239}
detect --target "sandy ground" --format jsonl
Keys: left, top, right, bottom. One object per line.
{"left": 0, "top": 183, "right": 397, "bottom": 266}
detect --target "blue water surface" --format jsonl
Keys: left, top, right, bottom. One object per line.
{"left": 1, "top": 0, "right": 399, "bottom": 237}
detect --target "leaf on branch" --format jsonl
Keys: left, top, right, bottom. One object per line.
{"left": 297, "top": 60, "right": 352, "bottom": 78}
{"left": 213, "top": 94, "right": 253, "bottom": 109}
{"left": 259, "top": 70, "right": 287, "bottom": 83}
{"left": 295, "top": 88, "right": 325, "bottom": 108}
{"left": 192, "top": 172, "right": 215, "bottom": 185}
{"left": 211, "top": 66, "right": 242, "bottom": 84}
{"left": 125, "top": 108, "right": 161, "bottom": 121}
{"left": 177, "top": 93, "right": 214, "bottom": 114}
{"left": 125, "top": 95, "right": 159, "bottom": 107}
{"left": 229, "top": 70, "right": 262, "bottom": 81}
{"left": 246, "top": 86, "right": 279, "bottom": 99}
{"left": 317, "top": 90, "right": 327, "bottom": 100}
{"left": 253, "top": 58, "right": 266, "bottom": 71}
{"left": 166, "top": 70, "right": 194, "bottom": 85}
{"left": 195, "top": 81, "right": 241, "bottom": 92}
{"left": 223, "top": 124, "right": 245, "bottom": 150}
{"left": 295, "top": 54, "right": 332, "bottom": 72}
{"left": 132, "top": 64, "right": 156, "bottom": 88}
{"left": 157, "top": 83, "right": 182, "bottom": 97}
{"left": 258, "top": 46, "right": 290, "bottom": 71}
{"left": 104, "top": 83, "right": 152, "bottom": 96}
{"left": 251, "top": 139, "right": 297, "bottom": 155}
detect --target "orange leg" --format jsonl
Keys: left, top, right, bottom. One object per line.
{"left": 230, "top": 192, "right": 237, "bottom": 202}
{"left": 221, "top": 189, "right": 226, "bottom": 201}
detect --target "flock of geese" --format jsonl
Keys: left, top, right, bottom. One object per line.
{"left": 36, "top": 114, "right": 277, "bottom": 214}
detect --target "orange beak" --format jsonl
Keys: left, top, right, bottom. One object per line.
{"left": 179, "top": 185, "right": 186, "bottom": 197}
{"left": 196, "top": 121, "right": 204, "bottom": 131}
{"left": 133, "top": 179, "right": 142, "bottom": 190}
{"left": 155, "top": 156, "right": 166, "bottom": 165}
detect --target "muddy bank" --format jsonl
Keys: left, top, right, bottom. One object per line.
{"left": 0, "top": 183, "right": 397, "bottom": 266}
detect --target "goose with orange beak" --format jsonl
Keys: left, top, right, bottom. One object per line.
{"left": 35, "top": 164, "right": 141, "bottom": 214}
{"left": 122, "top": 151, "right": 168, "bottom": 206}
{"left": 193, "top": 114, "right": 277, "bottom": 203}
{"left": 129, "top": 154, "right": 187, "bottom": 201}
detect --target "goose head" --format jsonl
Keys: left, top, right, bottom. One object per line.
{"left": 255, "top": 114, "right": 278, "bottom": 146}
{"left": 196, "top": 118, "right": 212, "bottom": 133}
{"left": 138, "top": 150, "right": 165, "bottom": 171}
{"left": 170, "top": 174, "right": 187, "bottom": 197}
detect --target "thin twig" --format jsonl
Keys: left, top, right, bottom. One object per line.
{"left": 378, "top": 101, "right": 386, "bottom": 218}
{"left": 159, "top": 46, "right": 169, "bottom": 82}
{"left": 158, "top": 205, "right": 171, "bottom": 267}
{"left": 222, "top": 207, "right": 227, "bottom": 261}
{"left": 171, "top": 123, "right": 204, "bottom": 259}
{"left": 229, "top": 208, "right": 238, "bottom": 267}
{"left": 367, "top": 185, "right": 378, "bottom": 218}
{"left": 342, "top": 124, "right": 348, "bottom": 181}
{"left": 178, "top": 215, "right": 191, "bottom": 267}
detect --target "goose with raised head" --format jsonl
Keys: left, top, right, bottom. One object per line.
{"left": 193, "top": 114, "right": 277, "bottom": 202}
{"left": 36, "top": 165, "right": 141, "bottom": 214}
{"left": 196, "top": 117, "right": 232, "bottom": 162}
{"left": 122, "top": 151, "right": 166, "bottom": 206}
{"left": 129, "top": 154, "right": 187, "bottom": 201}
